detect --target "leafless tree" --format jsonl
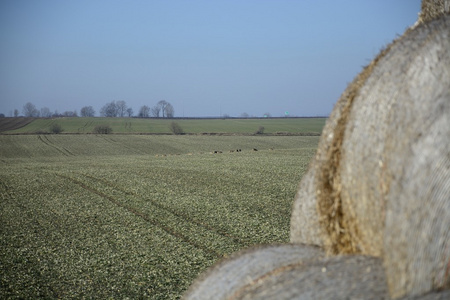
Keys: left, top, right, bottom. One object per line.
{"left": 80, "top": 106, "right": 95, "bottom": 117}
{"left": 138, "top": 105, "right": 150, "bottom": 118}
{"left": 22, "top": 102, "right": 39, "bottom": 117}
{"left": 40, "top": 107, "right": 52, "bottom": 118}
{"left": 100, "top": 101, "right": 118, "bottom": 117}
{"left": 155, "top": 100, "right": 175, "bottom": 118}
{"left": 126, "top": 107, "right": 134, "bottom": 117}
{"left": 151, "top": 105, "right": 161, "bottom": 117}
{"left": 165, "top": 103, "right": 175, "bottom": 118}
{"left": 63, "top": 110, "right": 77, "bottom": 117}
{"left": 116, "top": 100, "right": 127, "bottom": 117}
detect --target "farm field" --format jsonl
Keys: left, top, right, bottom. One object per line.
{"left": 2, "top": 117, "right": 326, "bottom": 135}
{"left": 0, "top": 117, "right": 35, "bottom": 133}
{"left": 0, "top": 134, "right": 319, "bottom": 299}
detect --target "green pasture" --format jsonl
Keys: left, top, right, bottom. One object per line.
{"left": 3, "top": 117, "right": 326, "bottom": 135}
{"left": 0, "top": 135, "right": 318, "bottom": 299}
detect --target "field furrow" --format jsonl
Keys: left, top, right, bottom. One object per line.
{"left": 58, "top": 174, "right": 226, "bottom": 259}
{"left": 79, "top": 172, "right": 248, "bottom": 246}
{"left": 37, "top": 135, "right": 73, "bottom": 156}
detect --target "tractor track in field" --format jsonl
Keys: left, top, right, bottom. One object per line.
{"left": 99, "top": 135, "right": 148, "bottom": 155}
{"left": 77, "top": 120, "right": 94, "bottom": 133}
{"left": 37, "top": 135, "right": 75, "bottom": 156}
{"left": 80, "top": 173, "right": 248, "bottom": 247}
{"left": 57, "top": 174, "right": 225, "bottom": 259}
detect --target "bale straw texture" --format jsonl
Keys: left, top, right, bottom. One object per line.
{"left": 225, "top": 255, "right": 388, "bottom": 300}
{"left": 182, "top": 244, "right": 324, "bottom": 300}
{"left": 291, "top": 15, "right": 450, "bottom": 298}
{"left": 418, "top": 0, "right": 450, "bottom": 24}
{"left": 290, "top": 164, "right": 323, "bottom": 247}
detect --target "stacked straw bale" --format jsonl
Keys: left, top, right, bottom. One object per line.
{"left": 184, "top": 244, "right": 390, "bottom": 299}
{"left": 184, "top": 2, "right": 449, "bottom": 299}
{"left": 418, "top": 0, "right": 450, "bottom": 24}
{"left": 183, "top": 244, "right": 324, "bottom": 299}
{"left": 290, "top": 14, "right": 450, "bottom": 298}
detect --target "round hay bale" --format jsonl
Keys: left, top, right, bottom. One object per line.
{"left": 291, "top": 14, "right": 450, "bottom": 299}
{"left": 339, "top": 16, "right": 450, "bottom": 298}
{"left": 290, "top": 164, "right": 323, "bottom": 247}
{"left": 218, "top": 255, "right": 388, "bottom": 300}
{"left": 402, "top": 290, "right": 450, "bottom": 300}
{"left": 418, "top": 0, "right": 450, "bottom": 24}
{"left": 182, "top": 244, "right": 324, "bottom": 300}
{"left": 290, "top": 15, "right": 449, "bottom": 298}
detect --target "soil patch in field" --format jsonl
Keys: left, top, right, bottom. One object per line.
{"left": 0, "top": 118, "right": 35, "bottom": 132}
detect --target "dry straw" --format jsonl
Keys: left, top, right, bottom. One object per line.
{"left": 418, "top": 0, "right": 450, "bottom": 24}
{"left": 291, "top": 14, "right": 450, "bottom": 299}
{"left": 185, "top": 250, "right": 389, "bottom": 300}
{"left": 183, "top": 244, "right": 324, "bottom": 299}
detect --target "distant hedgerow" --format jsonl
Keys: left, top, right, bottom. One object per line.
{"left": 93, "top": 125, "right": 113, "bottom": 134}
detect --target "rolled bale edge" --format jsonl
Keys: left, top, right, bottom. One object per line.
{"left": 182, "top": 244, "right": 324, "bottom": 300}
{"left": 290, "top": 162, "right": 324, "bottom": 247}
{"left": 340, "top": 16, "right": 450, "bottom": 298}
{"left": 230, "top": 255, "right": 388, "bottom": 300}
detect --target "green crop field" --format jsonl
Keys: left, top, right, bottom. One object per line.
{"left": 2, "top": 117, "right": 326, "bottom": 135}
{"left": 0, "top": 134, "right": 319, "bottom": 299}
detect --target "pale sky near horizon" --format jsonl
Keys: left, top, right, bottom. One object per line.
{"left": 1, "top": 0, "right": 421, "bottom": 118}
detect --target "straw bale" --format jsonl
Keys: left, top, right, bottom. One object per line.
{"left": 403, "top": 290, "right": 450, "bottom": 300}
{"left": 182, "top": 244, "right": 324, "bottom": 300}
{"left": 290, "top": 164, "right": 323, "bottom": 247}
{"left": 187, "top": 253, "right": 389, "bottom": 300}
{"left": 291, "top": 14, "right": 449, "bottom": 299}
{"left": 231, "top": 255, "right": 388, "bottom": 299}
{"left": 289, "top": 26, "right": 397, "bottom": 255}
{"left": 418, "top": 0, "right": 450, "bottom": 24}
{"left": 340, "top": 16, "right": 450, "bottom": 297}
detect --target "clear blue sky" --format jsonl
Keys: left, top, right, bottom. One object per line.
{"left": 0, "top": 0, "right": 421, "bottom": 117}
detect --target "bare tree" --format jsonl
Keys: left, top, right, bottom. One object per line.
{"left": 63, "top": 110, "right": 77, "bottom": 117}
{"left": 100, "top": 101, "right": 118, "bottom": 117}
{"left": 14, "top": 109, "right": 19, "bottom": 117}
{"left": 126, "top": 107, "right": 134, "bottom": 117}
{"left": 151, "top": 105, "right": 161, "bottom": 118}
{"left": 22, "top": 102, "right": 39, "bottom": 117}
{"left": 156, "top": 100, "right": 175, "bottom": 118}
{"left": 138, "top": 105, "right": 150, "bottom": 118}
{"left": 158, "top": 100, "right": 169, "bottom": 118}
{"left": 116, "top": 100, "right": 127, "bottom": 117}
{"left": 40, "top": 107, "right": 52, "bottom": 118}
{"left": 165, "top": 103, "right": 174, "bottom": 118}
{"left": 80, "top": 106, "right": 95, "bottom": 117}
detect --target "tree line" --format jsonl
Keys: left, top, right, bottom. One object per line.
{"left": 5, "top": 100, "right": 175, "bottom": 118}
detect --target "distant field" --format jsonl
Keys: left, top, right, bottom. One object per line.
{"left": 1, "top": 117, "right": 326, "bottom": 135}
{"left": 0, "top": 117, "right": 35, "bottom": 132}
{"left": 0, "top": 134, "right": 318, "bottom": 299}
